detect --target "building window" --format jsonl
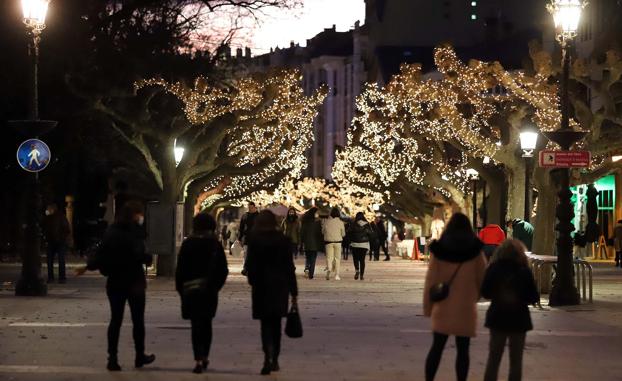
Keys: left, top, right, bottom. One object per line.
{"left": 471, "top": 14, "right": 477, "bottom": 20}
{"left": 471, "top": 1, "right": 477, "bottom": 6}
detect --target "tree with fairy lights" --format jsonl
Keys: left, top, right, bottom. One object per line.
{"left": 333, "top": 44, "right": 560, "bottom": 222}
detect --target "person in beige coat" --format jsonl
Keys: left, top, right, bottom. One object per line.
{"left": 322, "top": 208, "right": 346, "bottom": 280}
{"left": 423, "top": 213, "right": 487, "bottom": 381}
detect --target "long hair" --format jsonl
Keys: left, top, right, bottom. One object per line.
{"left": 302, "top": 207, "right": 318, "bottom": 223}
{"left": 286, "top": 207, "right": 298, "bottom": 222}
{"left": 252, "top": 210, "right": 278, "bottom": 233}
{"left": 115, "top": 200, "right": 144, "bottom": 225}
{"left": 493, "top": 239, "right": 529, "bottom": 267}
{"left": 192, "top": 213, "right": 216, "bottom": 234}
{"left": 439, "top": 212, "right": 476, "bottom": 242}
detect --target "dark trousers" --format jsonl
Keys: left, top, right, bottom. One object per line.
{"left": 260, "top": 317, "right": 282, "bottom": 363}
{"left": 370, "top": 246, "right": 380, "bottom": 261}
{"left": 352, "top": 248, "right": 367, "bottom": 276}
{"left": 342, "top": 245, "right": 349, "bottom": 260}
{"left": 290, "top": 243, "right": 299, "bottom": 259}
{"left": 305, "top": 251, "right": 318, "bottom": 278}
{"left": 106, "top": 289, "right": 146, "bottom": 358}
{"left": 46, "top": 242, "right": 66, "bottom": 281}
{"left": 425, "top": 332, "right": 470, "bottom": 381}
{"left": 191, "top": 318, "right": 213, "bottom": 361}
{"left": 484, "top": 330, "right": 526, "bottom": 381}
{"left": 381, "top": 241, "right": 389, "bottom": 259}
{"left": 616, "top": 251, "right": 621, "bottom": 266}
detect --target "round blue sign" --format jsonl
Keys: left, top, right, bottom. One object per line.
{"left": 16, "top": 139, "right": 51, "bottom": 173}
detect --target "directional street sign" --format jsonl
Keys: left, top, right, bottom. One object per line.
{"left": 538, "top": 150, "right": 591, "bottom": 168}
{"left": 16, "top": 138, "right": 51, "bottom": 173}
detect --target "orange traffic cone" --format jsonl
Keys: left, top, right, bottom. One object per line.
{"left": 412, "top": 240, "right": 420, "bottom": 261}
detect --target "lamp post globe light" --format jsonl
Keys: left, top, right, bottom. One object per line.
{"left": 520, "top": 126, "right": 539, "bottom": 223}
{"left": 174, "top": 138, "right": 185, "bottom": 167}
{"left": 545, "top": 0, "right": 587, "bottom": 306}
{"left": 10, "top": 0, "right": 56, "bottom": 296}
{"left": 466, "top": 168, "right": 479, "bottom": 228}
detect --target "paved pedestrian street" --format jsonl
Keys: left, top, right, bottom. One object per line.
{"left": 1, "top": 257, "right": 622, "bottom": 380}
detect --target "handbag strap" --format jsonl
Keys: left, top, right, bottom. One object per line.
{"left": 447, "top": 262, "right": 463, "bottom": 286}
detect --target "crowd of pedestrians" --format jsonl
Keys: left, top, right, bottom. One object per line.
{"left": 73, "top": 198, "right": 540, "bottom": 380}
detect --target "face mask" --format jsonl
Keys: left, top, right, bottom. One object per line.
{"left": 45, "top": 210, "right": 51, "bottom": 216}
{"left": 137, "top": 216, "right": 145, "bottom": 226}
{"left": 315, "top": 213, "right": 319, "bottom": 219}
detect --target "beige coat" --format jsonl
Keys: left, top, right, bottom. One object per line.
{"left": 423, "top": 253, "right": 487, "bottom": 337}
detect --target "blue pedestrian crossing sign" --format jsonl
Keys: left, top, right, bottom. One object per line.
{"left": 17, "top": 139, "right": 51, "bottom": 172}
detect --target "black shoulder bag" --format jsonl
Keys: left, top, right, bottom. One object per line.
{"left": 429, "top": 262, "right": 463, "bottom": 303}
{"left": 285, "top": 302, "right": 303, "bottom": 338}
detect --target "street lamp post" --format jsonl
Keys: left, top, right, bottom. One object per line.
{"left": 520, "top": 126, "right": 539, "bottom": 223}
{"left": 545, "top": 0, "right": 587, "bottom": 306}
{"left": 11, "top": 0, "right": 56, "bottom": 296}
{"left": 466, "top": 168, "right": 479, "bottom": 228}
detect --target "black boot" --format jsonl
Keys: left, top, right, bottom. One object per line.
{"left": 261, "top": 357, "right": 272, "bottom": 375}
{"left": 271, "top": 357, "right": 280, "bottom": 372}
{"left": 135, "top": 353, "right": 156, "bottom": 368}
{"left": 107, "top": 356, "right": 121, "bottom": 371}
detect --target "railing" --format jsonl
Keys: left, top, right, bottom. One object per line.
{"left": 526, "top": 253, "right": 593, "bottom": 305}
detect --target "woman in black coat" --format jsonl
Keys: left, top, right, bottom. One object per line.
{"left": 482, "top": 239, "right": 539, "bottom": 381}
{"left": 246, "top": 210, "right": 298, "bottom": 375}
{"left": 76, "top": 201, "right": 155, "bottom": 372}
{"left": 175, "top": 213, "right": 229, "bottom": 374}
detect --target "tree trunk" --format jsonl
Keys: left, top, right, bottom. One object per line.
{"left": 154, "top": 156, "right": 181, "bottom": 277}
{"left": 505, "top": 163, "right": 526, "bottom": 223}
{"left": 533, "top": 167, "right": 557, "bottom": 256}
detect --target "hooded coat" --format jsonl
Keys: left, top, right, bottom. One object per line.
{"left": 246, "top": 230, "right": 298, "bottom": 319}
{"left": 423, "top": 235, "right": 486, "bottom": 337}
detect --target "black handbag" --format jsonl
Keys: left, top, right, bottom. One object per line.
{"left": 285, "top": 302, "right": 303, "bottom": 338}
{"left": 429, "top": 263, "right": 463, "bottom": 303}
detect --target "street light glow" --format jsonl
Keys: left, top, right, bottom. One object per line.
{"left": 520, "top": 130, "right": 539, "bottom": 157}
{"left": 548, "top": 0, "right": 584, "bottom": 41}
{"left": 173, "top": 139, "right": 185, "bottom": 167}
{"left": 21, "top": 0, "right": 49, "bottom": 29}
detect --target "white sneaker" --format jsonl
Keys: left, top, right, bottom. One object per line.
{"left": 304, "top": 269, "right": 309, "bottom": 278}
{"left": 335, "top": 275, "right": 341, "bottom": 281}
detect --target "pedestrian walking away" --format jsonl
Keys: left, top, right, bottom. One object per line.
{"left": 245, "top": 210, "right": 298, "bottom": 375}
{"left": 43, "top": 203, "right": 71, "bottom": 283}
{"left": 506, "top": 219, "right": 534, "bottom": 251}
{"left": 322, "top": 207, "right": 346, "bottom": 280}
{"left": 282, "top": 207, "right": 301, "bottom": 260}
{"left": 75, "top": 201, "right": 156, "bottom": 372}
{"left": 175, "top": 213, "right": 229, "bottom": 374}
{"left": 348, "top": 212, "right": 375, "bottom": 281}
{"left": 423, "top": 213, "right": 486, "bottom": 381}
{"left": 482, "top": 239, "right": 540, "bottom": 381}
{"left": 300, "top": 207, "right": 323, "bottom": 279}
{"left": 371, "top": 216, "right": 388, "bottom": 261}
{"left": 479, "top": 224, "right": 506, "bottom": 262}
{"left": 239, "top": 201, "right": 259, "bottom": 275}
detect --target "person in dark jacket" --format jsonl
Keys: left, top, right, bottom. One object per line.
{"left": 281, "top": 207, "right": 301, "bottom": 259}
{"left": 246, "top": 210, "right": 298, "bottom": 375}
{"left": 42, "top": 203, "right": 71, "bottom": 283}
{"left": 370, "top": 216, "right": 388, "bottom": 261}
{"left": 482, "top": 239, "right": 539, "bottom": 381}
{"left": 175, "top": 213, "right": 229, "bottom": 374}
{"left": 506, "top": 219, "right": 534, "bottom": 251}
{"left": 348, "top": 212, "right": 374, "bottom": 280}
{"left": 76, "top": 201, "right": 155, "bottom": 372}
{"left": 299, "top": 207, "right": 323, "bottom": 279}
{"left": 239, "top": 202, "right": 259, "bottom": 275}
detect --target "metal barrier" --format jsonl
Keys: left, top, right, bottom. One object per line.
{"left": 526, "top": 254, "right": 593, "bottom": 305}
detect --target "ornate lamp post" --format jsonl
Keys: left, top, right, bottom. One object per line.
{"left": 519, "top": 125, "right": 539, "bottom": 222}
{"left": 11, "top": 0, "right": 56, "bottom": 296}
{"left": 545, "top": 0, "right": 587, "bottom": 306}
{"left": 466, "top": 168, "right": 479, "bottom": 228}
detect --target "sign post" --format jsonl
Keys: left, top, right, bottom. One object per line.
{"left": 538, "top": 150, "right": 591, "bottom": 168}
